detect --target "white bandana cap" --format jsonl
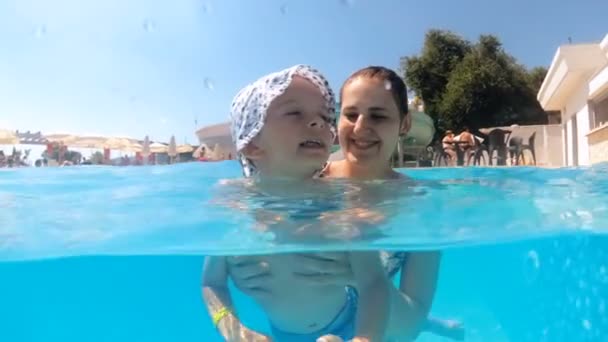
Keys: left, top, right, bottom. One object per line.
{"left": 230, "top": 64, "right": 336, "bottom": 177}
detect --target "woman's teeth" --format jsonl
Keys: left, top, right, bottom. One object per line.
{"left": 351, "top": 139, "right": 377, "bottom": 149}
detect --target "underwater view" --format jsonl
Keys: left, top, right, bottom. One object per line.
{"left": 1, "top": 163, "right": 608, "bottom": 341}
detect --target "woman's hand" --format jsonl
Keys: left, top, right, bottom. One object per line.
{"left": 236, "top": 326, "right": 273, "bottom": 342}
{"left": 316, "top": 334, "right": 343, "bottom": 342}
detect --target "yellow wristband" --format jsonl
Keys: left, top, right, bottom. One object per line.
{"left": 212, "top": 307, "right": 231, "bottom": 326}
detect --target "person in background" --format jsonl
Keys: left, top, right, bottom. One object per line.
{"left": 441, "top": 130, "right": 457, "bottom": 166}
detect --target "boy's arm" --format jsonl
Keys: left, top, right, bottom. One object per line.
{"left": 349, "top": 251, "right": 391, "bottom": 342}
{"left": 202, "top": 256, "right": 249, "bottom": 341}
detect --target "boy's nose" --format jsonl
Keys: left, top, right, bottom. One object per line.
{"left": 308, "top": 117, "right": 325, "bottom": 128}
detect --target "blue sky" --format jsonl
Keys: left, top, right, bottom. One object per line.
{"left": 1, "top": 0, "right": 607, "bottom": 144}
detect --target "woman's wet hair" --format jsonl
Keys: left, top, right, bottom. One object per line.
{"left": 340, "top": 66, "right": 409, "bottom": 120}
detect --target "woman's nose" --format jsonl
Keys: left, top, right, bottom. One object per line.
{"left": 353, "top": 116, "right": 370, "bottom": 133}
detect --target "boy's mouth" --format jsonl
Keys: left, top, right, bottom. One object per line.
{"left": 299, "top": 139, "right": 326, "bottom": 149}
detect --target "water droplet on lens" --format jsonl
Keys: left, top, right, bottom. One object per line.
{"left": 384, "top": 80, "right": 392, "bottom": 90}
{"left": 204, "top": 78, "right": 215, "bottom": 90}
{"left": 34, "top": 25, "right": 47, "bottom": 38}
{"left": 143, "top": 19, "right": 156, "bottom": 33}
{"left": 280, "top": 4, "right": 288, "bottom": 14}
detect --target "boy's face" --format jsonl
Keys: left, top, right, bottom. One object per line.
{"left": 244, "top": 76, "right": 334, "bottom": 178}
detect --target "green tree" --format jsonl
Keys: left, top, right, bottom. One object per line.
{"left": 401, "top": 30, "right": 471, "bottom": 127}
{"left": 402, "top": 30, "right": 548, "bottom": 134}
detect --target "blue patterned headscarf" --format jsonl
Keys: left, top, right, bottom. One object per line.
{"left": 230, "top": 64, "right": 336, "bottom": 177}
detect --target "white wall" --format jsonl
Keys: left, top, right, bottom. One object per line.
{"left": 566, "top": 119, "right": 574, "bottom": 165}
{"left": 562, "top": 82, "right": 593, "bottom": 166}
{"left": 575, "top": 108, "right": 590, "bottom": 165}
{"left": 562, "top": 124, "right": 567, "bottom": 164}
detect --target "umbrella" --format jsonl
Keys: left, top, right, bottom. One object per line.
{"left": 71, "top": 136, "right": 107, "bottom": 149}
{"left": 103, "top": 137, "right": 136, "bottom": 150}
{"left": 44, "top": 133, "right": 80, "bottom": 145}
{"left": 149, "top": 142, "right": 168, "bottom": 153}
{"left": 176, "top": 144, "right": 193, "bottom": 154}
{"left": 125, "top": 142, "right": 143, "bottom": 153}
{"left": 0, "top": 129, "right": 19, "bottom": 145}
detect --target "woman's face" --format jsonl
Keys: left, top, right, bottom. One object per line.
{"left": 339, "top": 77, "right": 409, "bottom": 167}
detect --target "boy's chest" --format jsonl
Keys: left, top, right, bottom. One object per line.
{"left": 228, "top": 253, "right": 347, "bottom": 291}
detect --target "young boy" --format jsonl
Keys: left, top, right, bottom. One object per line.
{"left": 202, "top": 65, "right": 391, "bottom": 342}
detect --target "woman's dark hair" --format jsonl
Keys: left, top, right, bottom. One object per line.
{"left": 340, "top": 66, "right": 409, "bottom": 120}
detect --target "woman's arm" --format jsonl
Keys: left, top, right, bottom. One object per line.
{"left": 386, "top": 251, "right": 441, "bottom": 341}
{"left": 350, "top": 251, "right": 391, "bottom": 341}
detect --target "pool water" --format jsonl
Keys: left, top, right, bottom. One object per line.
{"left": 1, "top": 162, "right": 607, "bottom": 341}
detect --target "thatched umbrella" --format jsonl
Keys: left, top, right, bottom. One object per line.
{"left": 0, "top": 129, "right": 19, "bottom": 145}
{"left": 149, "top": 142, "right": 168, "bottom": 153}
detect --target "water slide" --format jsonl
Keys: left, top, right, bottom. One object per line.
{"left": 404, "top": 109, "right": 436, "bottom": 147}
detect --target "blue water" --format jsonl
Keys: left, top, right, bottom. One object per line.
{"left": 1, "top": 162, "right": 608, "bottom": 341}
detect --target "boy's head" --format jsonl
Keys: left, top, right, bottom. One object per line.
{"left": 230, "top": 65, "right": 336, "bottom": 178}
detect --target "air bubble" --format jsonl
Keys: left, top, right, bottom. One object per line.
{"left": 523, "top": 249, "right": 540, "bottom": 283}
{"left": 204, "top": 78, "right": 215, "bottom": 91}
{"left": 582, "top": 319, "right": 592, "bottom": 331}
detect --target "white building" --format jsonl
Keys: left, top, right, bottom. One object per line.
{"left": 537, "top": 33, "right": 608, "bottom": 166}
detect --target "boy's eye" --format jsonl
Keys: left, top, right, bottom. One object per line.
{"left": 344, "top": 113, "right": 358, "bottom": 121}
{"left": 285, "top": 111, "right": 301, "bottom": 116}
